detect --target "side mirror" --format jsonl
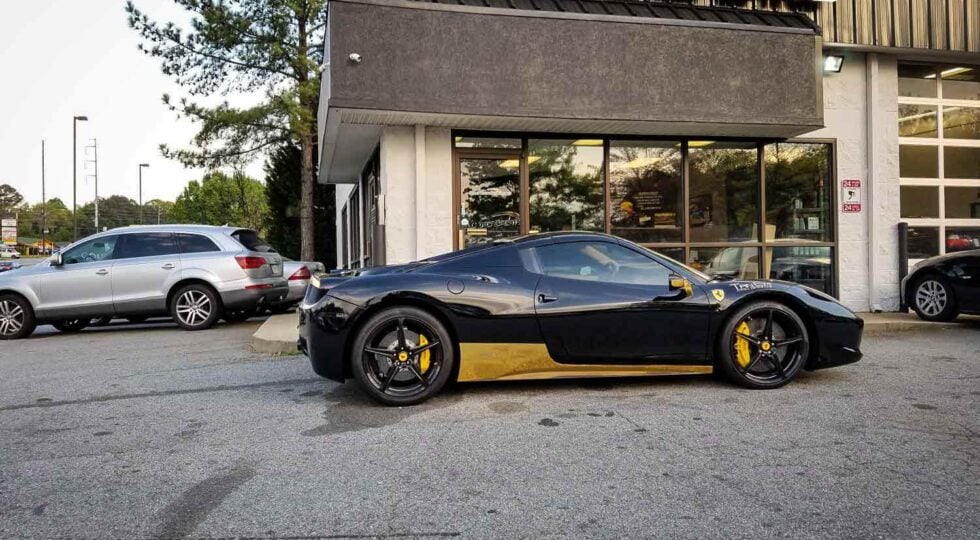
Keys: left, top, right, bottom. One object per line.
{"left": 668, "top": 275, "right": 693, "bottom": 298}
{"left": 52, "top": 252, "right": 63, "bottom": 266}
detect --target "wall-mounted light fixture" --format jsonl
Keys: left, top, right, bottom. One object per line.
{"left": 824, "top": 55, "right": 844, "bottom": 73}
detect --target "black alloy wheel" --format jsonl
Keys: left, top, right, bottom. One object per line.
{"left": 910, "top": 275, "right": 958, "bottom": 322}
{"left": 52, "top": 319, "right": 89, "bottom": 333}
{"left": 718, "top": 301, "right": 809, "bottom": 389}
{"left": 351, "top": 307, "right": 455, "bottom": 406}
{"left": 0, "top": 294, "right": 35, "bottom": 340}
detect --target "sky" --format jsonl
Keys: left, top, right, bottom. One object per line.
{"left": 0, "top": 0, "right": 265, "bottom": 207}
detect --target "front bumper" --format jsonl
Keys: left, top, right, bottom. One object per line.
{"left": 299, "top": 293, "right": 362, "bottom": 382}
{"left": 807, "top": 314, "right": 864, "bottom": 370}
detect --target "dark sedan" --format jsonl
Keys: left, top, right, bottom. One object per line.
{"left": 902, "top": 249, "right": 980, "bottom": 321}
{"left": 299, "top": 232, "right": 864, "bottom": 406}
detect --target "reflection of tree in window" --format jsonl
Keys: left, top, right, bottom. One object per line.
{"left": 529, "top": 142, "right": 604, "bottom": 233}
{"left": 765, "top": 143, "right": 832, "bottom": 242}
{"left": 459, "top": 159, "right": 519, "bottom": 246}
{"left": 609, "top": 143, "right": 682, "bottom": 243}
{"left": 688, "top": 146, "right": 758, "bottom": 243}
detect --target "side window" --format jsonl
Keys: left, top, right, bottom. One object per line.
{"left": 177, "top": 233, "right": 221, "bottom": 254}
{"left": 115, "top": 233, "right": 178, "bottom": 259}
{"left": 62, "top": 236, "right": 118, "bottom": 265}
{"left": 534, "top": 241, "right": 671, "bottom": 286}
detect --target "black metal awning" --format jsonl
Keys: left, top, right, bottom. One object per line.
{"left": 412, "top": 0, "right": 820, "bottom": 32}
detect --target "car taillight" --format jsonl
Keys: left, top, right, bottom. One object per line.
{"left": 289, "top": 266, "right": 311, "bottom": 281}
{"left": 235, "top": 256, "right": 266, "bottom": 270}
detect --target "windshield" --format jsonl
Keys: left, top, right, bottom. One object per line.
{"left": 232, "top": 230, "right": 276, "bottom": 253}
{"left": 637, "top": 245, "right": 711, "bottom": 282}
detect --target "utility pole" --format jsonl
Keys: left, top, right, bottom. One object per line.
{"left": 85, "top": 139, "right": 99, "bottom": 231}
{"left": 138, "top": 163, "right": 149, "bottom": 224}
{"left": 72, "top": 115, "right": 88, "bottom": 241}
{"left": 41, "top": 140, "right": 46, "bottom": 255}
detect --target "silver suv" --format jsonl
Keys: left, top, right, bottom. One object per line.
{"left": 0, "top": 225, "right": 287, "bottom": 339}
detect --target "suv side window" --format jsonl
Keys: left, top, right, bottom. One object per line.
{"left": 62, "top": 236, "right": 118, "bottom": 265}
{"left": 115, "top": 233, "right": 178, "bottom": 259}
{"left": 177, "top": 233, "right": 220, "bottom": 254}
{"left": 534, "top": 241, "right": 670, "bottom": 286}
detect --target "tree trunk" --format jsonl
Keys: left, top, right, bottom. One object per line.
{"left": 299, "top": 133, "right": 316, "bottom": 261}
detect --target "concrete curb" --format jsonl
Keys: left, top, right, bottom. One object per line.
{"left": 249, "top": 312, "right": 301, "bottom": 356}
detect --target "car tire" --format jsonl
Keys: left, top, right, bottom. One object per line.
{"left": 223, "top": 307, "right": 257, "bottom": 323}
{"left": 717, "top": 300, "right": 809, "bottom": 390}
{"left": 910, "top": 275, "right": 958, "bottom": 322}
{"left": 171, "top": 284, "right": 221, "bottom": 331}
{"left": 52, "top": 319, "right": 89, "bottom": 333}
{"left": 350, "top": 307, "right": 455, "bottom": 406}
{"left": 0, "top": 294, "right": 36, "bottom": 340}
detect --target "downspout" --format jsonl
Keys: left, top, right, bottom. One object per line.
{"left": 866, "top": 53, "right": 882, "bottom": 312}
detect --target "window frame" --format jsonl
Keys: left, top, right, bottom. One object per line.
{"left": 452, "top": 131, "right": 839, "bottom": 297}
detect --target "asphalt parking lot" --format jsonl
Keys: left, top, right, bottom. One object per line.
{"left": 0, "top": 320, "right": 977, "bottom": 539}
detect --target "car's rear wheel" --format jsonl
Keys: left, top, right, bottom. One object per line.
{"left": 718, "top": 301, "right": 809, "bottom": 389}
{"left": 351, "top": 307, "right": 455, "bottom": 406}
{"left": 0, "top": 294, "right": 35, "bottom": 340}
{"left": 910, "top": 275, "right": 958, "bottom": 322}
{"left": 171, "top": 284, "right": 221, "bottom": 331}
{"left": 52, "top": 319, "right": 89, "bottom": 333}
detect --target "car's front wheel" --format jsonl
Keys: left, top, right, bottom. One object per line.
{"left": 717, "top": 301, "right": 809, "bottom": 389}
{"left": 52, "top": 319, "right": 89, "bottom": 333}
{"left": 171, "top": 284, "right": 221, "bottom": 331}
{"left": 351, "top": 307, "right": 455, "bottom": 406}
{"left": 0, "top": 294, "right": 35, "bottom": 340}
{"left": 910, "top": 275, "right": 958, "bottom": 322}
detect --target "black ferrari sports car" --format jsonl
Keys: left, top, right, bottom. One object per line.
{"left": 299, "top": 232, "right": 863, "bottom": 405}
{"left": 901, "top": 249, "right": 980, "bottom": 321}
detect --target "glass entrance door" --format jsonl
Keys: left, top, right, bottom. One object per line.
{"left": 458, "top": 157, "right": 522, "bottom": 248}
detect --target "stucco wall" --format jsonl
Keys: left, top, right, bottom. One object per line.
{"left": 804, "top": 53, "right": 900, "bottom": 311}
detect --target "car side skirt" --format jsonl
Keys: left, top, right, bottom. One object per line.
{"left": 457, "top": 343, "right": 713, "bottom": 382}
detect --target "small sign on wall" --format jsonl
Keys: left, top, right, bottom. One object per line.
{"left": 842, "top": 179, "right": 862, "bottom": 213}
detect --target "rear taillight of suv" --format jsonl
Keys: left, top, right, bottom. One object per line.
{"left": 289, "top": 266, "right": 311, "bottom": 281}
{"left": 235, "top": 256, "right": 267, "bottom": 270}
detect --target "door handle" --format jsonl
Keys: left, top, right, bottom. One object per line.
{"left": 162, "top": 263, "right": 176, "bottom": 270}
{"left": 537, "top": 293, "right": 558, "bottom": 304}
{"left": 95, "top": 269, "right": 108, "bottom": 276}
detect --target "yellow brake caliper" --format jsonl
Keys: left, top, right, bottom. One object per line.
{"left": 418, "top": 334, "right": 431, "bottom": 373}
{"left": 734, "top": 321, "right": 751, "bottom": 368}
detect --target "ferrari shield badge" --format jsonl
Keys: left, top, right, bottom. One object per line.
{"left": 711, "top": 289, "right": 725, "bottom": 302}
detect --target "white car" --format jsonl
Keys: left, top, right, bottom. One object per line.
{"left": 0, "top": 246, "right": 20, "bottom": 259}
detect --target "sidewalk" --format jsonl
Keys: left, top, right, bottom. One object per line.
{"left": 249, "top": 310, "right": 977, "bottom": 356}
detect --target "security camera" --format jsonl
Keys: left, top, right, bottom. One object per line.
{"left": 348, "top": 53, "right": 362, "bottom": 64}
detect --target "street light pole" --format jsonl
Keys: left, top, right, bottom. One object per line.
{"left": 41, "top": 140, "right": 46, "bottom": 254}
{"left": 72, "top": 115, "right": 88, "bottom": 241}
{"left": 138, "top": 163, "right": 149, "bottom": 224}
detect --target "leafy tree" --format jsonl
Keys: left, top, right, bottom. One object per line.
{"left": 143, "top": 199, "right": 175, "bottom": 225}
{"left": 0, "top": 184, "right": 24, "bottom": 217}
{"left": 171, "top": 171, "right": 268, "bottom": 231}
{"left": 264, "top": 144, "right": 334, "bottom": 265}
{"left": 126, "top": 0, "right": 328, "bottom": 261}
{"left": 16, "top": 198, "right": 74, "bottom": 243}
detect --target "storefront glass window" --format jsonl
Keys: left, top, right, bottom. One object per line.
{"left": 764, "top": 143, "right": 833, "bottom": 242}
{"left": 899, "top": 145, "right": 939, "bottom": 178}
{"left": 688, "top": 247, "right": 760, "bottom": 280}
{"left": 942, "top": 106, "right": 979, "bottom": 140}
{"left": 458, "top": 158, "right": 521, "bottom": 247}
{"left": 943, "top": 147, "right": 980, "bottom": 179}
{"left": 898, "top": 64, "right": 938, "bottom": 98}
{"left": 688, "top": 142, "right": 759, "bottom": 243}
{"left": 649, "top": 247, "right": 684, "bottom": 264}
{"left": 768, "top": 246, "right": 833, "bottom": 294}
{"left": 944, "top": 187, "right": 980, "bottom": 219}
{"left": 941, "top": 67, "right": 980, "bottom": 101}
{"left": 898, "top": 104, "right": 938, "bottom": 138}
{"left": 946, "top": 227, "right": 980, "bottom": 252}
{"left": 900, "top": 186, "right": 940, "bottom": 218}
{"left": 528, "top": 139, "right": 604, "bottom": 233}
{"left": 609, "top": 141, "right": 682, "bottom": 243}
{"left": 908, "top": 227, "right": 940, "bottom": 259}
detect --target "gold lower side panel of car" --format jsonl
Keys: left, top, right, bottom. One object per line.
{"left": 457, "top": 343, "right": 713, "bottom": 382}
